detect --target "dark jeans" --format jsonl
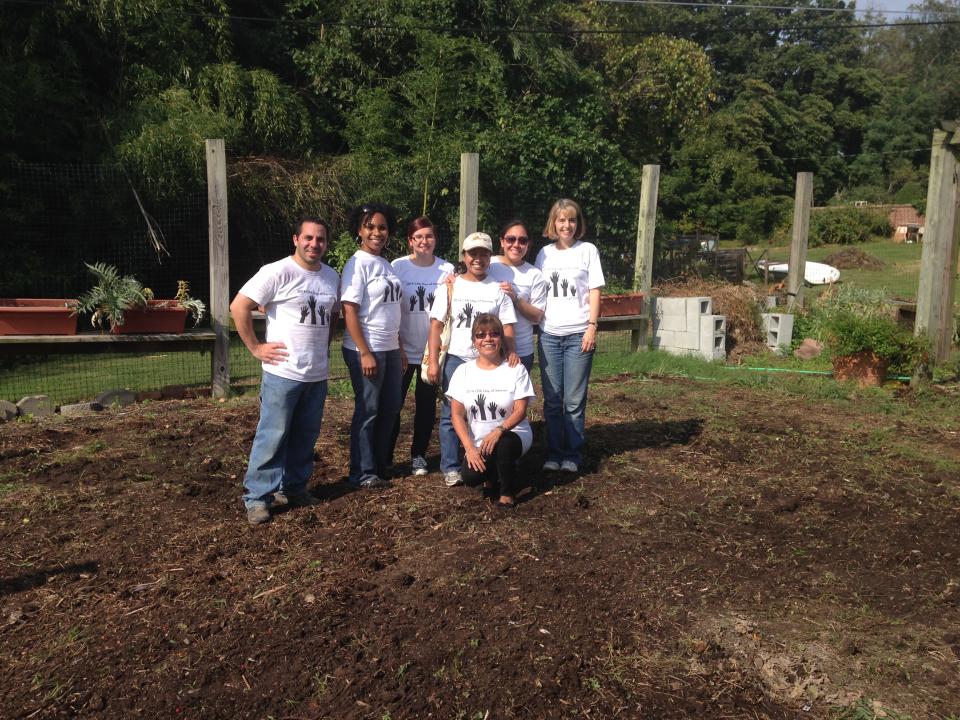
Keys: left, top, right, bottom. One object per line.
{"left": 389, "top": 364, "right": 438, "bottom": 462}
{"left": 460, "top": 431, "right": 524, "bottom": 498}
{"left": 342, "top": 347, "right": 403, "bottom": 484}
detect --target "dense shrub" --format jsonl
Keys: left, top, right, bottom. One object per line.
{"left": 809, "top": 207, "right": 891, "bottom": 247}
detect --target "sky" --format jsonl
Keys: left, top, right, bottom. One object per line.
{"left": 858, "top": 0, "right": 920, "bottom": 14}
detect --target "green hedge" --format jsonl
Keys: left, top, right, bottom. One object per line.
{"left": 809, "top": 207, "right": 891, "bottom": 247}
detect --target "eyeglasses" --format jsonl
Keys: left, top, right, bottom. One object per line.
{"left": 411, "top": 232, "right": 435, "bottom": 242}
{"left": 473, "top": 330, "right": 502, "bottom": 339}
{"left": 503, "top": 235, "right": 529, "bottom": 245}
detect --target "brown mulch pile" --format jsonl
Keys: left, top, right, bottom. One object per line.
{"left": 653, "top": 278, "right": 768, "bottom": 359}
{"left": 823, "top": 247, "right": 885, "bottom": 270}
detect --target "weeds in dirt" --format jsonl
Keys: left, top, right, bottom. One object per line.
{"left": 836, "top": 697, "right": 911, "bottom": 719}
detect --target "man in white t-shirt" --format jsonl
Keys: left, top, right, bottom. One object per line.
{"left": 231, "top": 216, "right": 340, "bottom": 525}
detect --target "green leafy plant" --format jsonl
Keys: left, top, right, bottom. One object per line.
{"left": 824, "top": 310, "right": 928, "bottom": 374}
{"left": 75, "top": 262, "right": 152, "bottom": 331}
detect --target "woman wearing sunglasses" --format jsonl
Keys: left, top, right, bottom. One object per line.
{"left": 487, "top": 218, "right": 549, "bottom": 374}
{"left": 446, "top": 314, "right": 535, "bottom": 509}
{"left": 389, "top": 216, "right": 455, "bottom": 477}
{"left": 534, "top": 199, "right": 605, "bottom": 475}
{"left": 340, "top": 203, "right": 405, "bottom": 489}
{"left": 427, "top": 232, "right": 518, "bottom": 488}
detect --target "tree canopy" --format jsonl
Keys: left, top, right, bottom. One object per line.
{"left": 3, "top": 0, "right": 959, "bottom": 278}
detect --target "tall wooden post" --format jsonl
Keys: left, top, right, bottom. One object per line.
{"left": 633, "top": 165, "right": 660, "bottom": 351}
{"left": 458, "top": 152, "right": 479, "bottom": 255}
{"left": 916, "top": 124, "right": 960, "bottom": 364}
{"left": 787, "top": 172, "right": 813, "bottom": 311}
{"left": 206, "top": 139, "right": 230, "bottom": 398}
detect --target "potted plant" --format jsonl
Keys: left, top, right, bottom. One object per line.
{"left": 75, "top": 263, "right": 206, "bottom": 334}
{"left": 0, "top": 298, "right": 79, "bottom": 335}
{"left": 824, "top": 310, "right": 928, "bottom": 387}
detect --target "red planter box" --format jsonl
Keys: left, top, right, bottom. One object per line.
{"left": 111, "top": 300, "right": 187, "bottom": 334}
{"left": 0, "top": 298, "right": 78, "bottom": 335}
{"left": 599, "top": 293, "right": 644, "bottom": 317}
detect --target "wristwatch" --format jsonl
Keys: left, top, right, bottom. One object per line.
{"left": 497, "top": 424, "right": 506, "bottom": 433}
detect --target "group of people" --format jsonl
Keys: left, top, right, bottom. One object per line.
{"left": 232, "top": 199, "right": 605, "bottom": 525}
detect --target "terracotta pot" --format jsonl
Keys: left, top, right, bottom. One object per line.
{"left": 111, "top": 300, "right": 187, "bottom": 334}
{"left": 599, "top": 293, "right": 644, "bottom": 317}
{"left": 0, "top": 298, "right": 78, "bottom": 335}
{"left": 831, "top": 350, "right": 890, "bottom": 388}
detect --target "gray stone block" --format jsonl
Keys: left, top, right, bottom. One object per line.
{"left": 0, "top": 400, "right": 17, "bottom": 422}
{"left": 95, "top": 389, "right": 137, "bottom": 408}
{"left": 16, "top": 395, "right": 56, "bottom": 417}
{"left": 60, "top": 402, "right": 104, "bottom": 417}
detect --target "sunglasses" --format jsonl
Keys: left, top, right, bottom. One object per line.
{"left": 503, "top": 235, "right": 529, "bottom": 245}
{"left": 473, "top": 330, "right": 502, "bottom": 339}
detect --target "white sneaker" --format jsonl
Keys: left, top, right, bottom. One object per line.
{"left": 542, "top": 460, "right": 561, "bottom": 472}
{"left": 444, "top": 470, "right": 463, "bottom": 487}
{"left": 411, "top": 456, "right": 428, "bottom": 476}
{"left": 560, "top": 460, "right": 579, "bottom": 473}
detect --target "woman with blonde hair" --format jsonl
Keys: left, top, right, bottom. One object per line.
{"left": 534, "top": 199, "right": 605, "bottom": 474}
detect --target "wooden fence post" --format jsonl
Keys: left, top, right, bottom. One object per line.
{"left": 633, "top": 165, "right": 660, "bottom": 351}
{"left": 458, "top": 152, "right": 479, "bottom": 255}
{"left": 205, "top": 139, "right": 230, "bottom": 398}
{"left": 915, "top": 125, "right": 960, "bottom": 365}
{"left": 786, "top": 172, "right": 813, "bottom": 311}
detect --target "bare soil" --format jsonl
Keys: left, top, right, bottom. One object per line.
{"left": 1, "top": 376, "right": 959, "bottom": 719}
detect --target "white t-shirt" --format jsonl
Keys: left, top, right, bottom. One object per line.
{"left": 488, "top": 258, "right": 548, "bottom": 357}
{"left": 535, "top": 241, "right": 605, "bottom": 336}
{"left": 237, "top": 256, "right": 340, "bottom": 382}
{"left": 429, "top": 277, "right": 517, "bottom": 360}
{"left": 340, "top": 249, "right": 403, "bottom": 352}
{"left": 391, "top": 256, "right": 455, "bottom": 360}
{"left": 446, "top": 360, "right": 536, "bottom": 454}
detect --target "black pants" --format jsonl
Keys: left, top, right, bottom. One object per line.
{"left": 461, "top": 431, "right": 523, "bottom": 498}
{"left": 389, "top": 363, "right": 438, "bottom": 462}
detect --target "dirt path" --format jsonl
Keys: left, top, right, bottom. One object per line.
{"left": 1, "top": 376, "right": 958, "bottom": 719}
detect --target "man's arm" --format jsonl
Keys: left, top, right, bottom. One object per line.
{"left": 230, "top": 293, "right": 288, "bottom": 364}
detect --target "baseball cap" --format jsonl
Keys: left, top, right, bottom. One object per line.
{"left": 462, "top": 232, "right": 493, "bottom": 252}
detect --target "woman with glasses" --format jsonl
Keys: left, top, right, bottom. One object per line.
{"left": 340, "top": 203, "right": 405, "bottom": 489}
{"left": 487, "top": 218, "right": 549, "bottom": 374}
{"left": 427, "top": 232, "right": 518, "bottom": 488}
{"left": 389, "top": 216, "right": 455, "bottom": 477}
{"left": 534, "top": 199, "right": 605, "bottom": 475}
{"left": 446, "top": 313, "right": 535, "bottom": 509}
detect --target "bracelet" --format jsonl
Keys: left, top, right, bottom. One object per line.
{"left": 587, "top": 321, "right": 598, "bottom": 326}
{"left": 497, "top": 424, "right": 507, "bottom": 433}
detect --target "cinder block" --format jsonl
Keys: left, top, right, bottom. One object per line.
{"left": 60, "top": 402, "right": 104, "bottom": 417}
{"left": 685, "top": 297, "right": 712, "bottom": 330}
{"left": 761, "top": 313, "right": 794, "bottom": 350}
{"left": 655, "top": 297, "right": 689, "bottom": 332}
{"left": 699, "top": 315, "right": 727, "bottom": 361}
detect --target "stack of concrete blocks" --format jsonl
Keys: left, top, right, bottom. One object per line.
{"left": 651, "top": 296, "right": 727, "bottom": 361}
{"left": 761, "top": 313, "right": 794, "bottom": 351}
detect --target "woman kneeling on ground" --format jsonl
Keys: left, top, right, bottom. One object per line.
{"left": 446, "top": 313, "right": 535, "bottom": 509}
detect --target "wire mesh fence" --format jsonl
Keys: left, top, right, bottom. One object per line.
{"left": 1, "top": 154, "right": 951, "bottom": 406}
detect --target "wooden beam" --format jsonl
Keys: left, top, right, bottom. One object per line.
{"left": 458, "top": 152, "right": 479, "bottom": 256}
{"left": 632, "top": 165, "right": 660, "bottom": 351}
{"left": 915, "top": 129, "right": 960, "bottom": 363}
{"left": 205, "top": 139, "right": 230, "bottom": 397}
{"left": 786, "top": 172, "right": 813, "bottom": 311}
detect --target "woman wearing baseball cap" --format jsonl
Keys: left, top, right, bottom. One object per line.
{"left": 427, "top": 232, "right": 519, "bottom": 488}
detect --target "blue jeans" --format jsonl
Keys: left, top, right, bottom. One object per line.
{"left": 538, "top": 332, "right": 594, "bottom": 465}
{"left": 343, "top": 347, "right": 403, "bottom": 485}
{"left": 438, "top": 354, "right": 467, "bottom": 473}
{"left": 243, "top": 372, "right": 328, "bottom": 509}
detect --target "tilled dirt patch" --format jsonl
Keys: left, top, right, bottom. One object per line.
{"left": 1, "top": 377, "right": 958, "bottom": 719}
